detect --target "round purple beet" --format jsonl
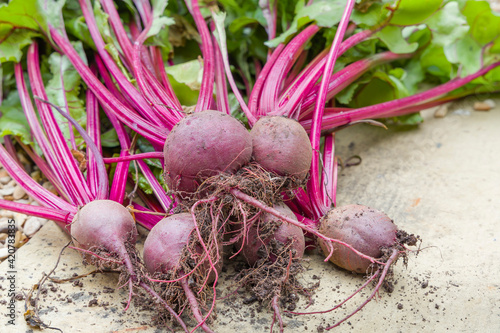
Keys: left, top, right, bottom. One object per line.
{"left": 251, "top": 116, "right": 312, "bottom": 180}
{"left": 143, "top": 213, "right": 221, "bottom": 283}
{"left": 143, "top": 213, "right": 194, "bottom": 274}
{"left": 240, "top": 203, "right": 305, "bottom": 266}
{"left": 71, "top": 200, "right": 137, "bottom": 254}
{"left": 319, "top": 205, "right": 398, "bottom": 274}
{"left": 163, "top": 110, "right": 252, "bottom": 198}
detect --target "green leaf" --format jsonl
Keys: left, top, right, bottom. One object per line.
{"left": 350, "top": 71, "right": 409, "bottom": 108}
{"left": 376, "top": 25, "right": 418, "bottom": 53}
{"left": 165, "top": 59, "right": 203, "bottom": 105}
{"left": 0, "top": 0, "right": 44, "bottom": 32}
{"left": 0, "top": 0, "right": 64, "bottom": 63}
{"left": 0, "top": 90, "right": 32, "bottom": 144}
{"left": 0, "top": 29, "right": 40, "bottom": 63}
{"left": 136, "top": 170, "right": 154, "bottom": 195}
{"left": 424, "top": 1, "right": 469, "bottom": 47}
{"left": 44, "top": 45, "right": 87, "bottom": 145}
{"left": 165, "top": 58, "right": 203, "bottom": 90}
{"left": 401, "top": 58, "right": 425, "bottom": 94}
{"left": 229, "top": 17, "right": 261, "bottom": 33}
{"left": 420, "top": 45, "right": 453, "bottom": 78}
{"left": 137, "top": 137, "right": 163, "bottom": 169}
{"left": 141, "top": 0, "right": 175, "bottom": 58}
{"left": 390, "top": 0, "right": 444, "bottom": 26}
{"left": 491, "top": 35, "right": 500, "bottom": 54}
{"left": 100, "top": 128, "right": 119, "bottom": 148}
{"left": 93, "top": 0, "right": 113, "bottom": 44}
{"left": 65, "top": 16, "right": 96, "bottom": 49}
{"left": 266, "top": 0, "right": 347, "bottom": 47}
{"left": 444, "top": 34, "right": 482, "bottom": 76}
{"left": 0, "top": 0, "right": 68, "bottom": 63}
{"left": 388, "top": 67, "right": 405, "bottom": 79}
{"left": 335, "top": 83, "right": 359, "bottom": 105}
{"left": 387, "top": 112, "right": 424, "bottom": 126}
{"left": 461, "top": 0, "right": 500, "bottom": 45}
{"left": 351, "top": 3, "right": 386, "bottom": 27}
{"left": 146, "top": 0, "right": 175, "bottom": 39}
{"left": 405, "top": 25, "right": 432, "bottom": 48}
{"left": 130, "top": 163, "right": 167, "bottom": 195}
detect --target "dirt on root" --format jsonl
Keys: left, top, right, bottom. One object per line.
{"left": 234, "top": 236, "right": 318, "bottom": 313}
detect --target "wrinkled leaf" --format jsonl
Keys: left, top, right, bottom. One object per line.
{"left": 390, "top": 0, "right": 444, "bottom": 26}
{"left": 0, "top": 91, "right": 32, "bottom": 144}
{"left": 165, "top": 59, "right": 203, "bottom": 105}
{"left": 350, "top": 71, "right": 409, "bottom": 108}
{"left": 100, "top": 128, "right": 120, "bottom": 147}
{"left": 266, "top": 0, "right": 347, "bottom": 47}
{"left": 351, "top": 3, "right": 386, "bottom": 27}
{"left": 0, "top": 30, "right": 40, "bottom": 63}
{"left": 461, "top": 0, "right": 500, "bottom": 45}
{"left": 376, "top": 25, "right": 418, "bottom": 53}
{"left": 146, "top": 0, "right": 175, "bottom": 39}
{"left": 387, "top": 112, "right": 424, "bottom": 126}
{"left": 444, "top": 35, "right": 482, "bottom": 76}
{"left": 424, "top": 1, "right": 469, "bottom": 47}
{"left": 420, "top": 45, "right": 453, "bottom": 78}
{"left": 165, "top": 58, "right": 203, "bottom": 89}
{"left": 335, "top": 83, "right": 359, "bottom": 105}
{"left": 65, "top": 16, "right": 96, "bottom": 49}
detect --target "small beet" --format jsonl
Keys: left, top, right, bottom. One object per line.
{"left": 251, "top": 116, "right": 312, "bottom": 180}
{"left": 143, "top": 213, "right": 195, "bottom": 274}
{"left": 240, "top": 202, "right": 305, "bottom": 266}
{"left": 318, "top": 204, "right": 397, "bottom": 274}
{"left": 143, "top": 213, "right": 218, "bottom": 333}
{"left": 71, "top": 200, "right": 137, "bottom": 258}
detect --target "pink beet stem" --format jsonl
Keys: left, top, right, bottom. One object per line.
{"left": 308, "top": 0, "right": 356, "bottom": 219}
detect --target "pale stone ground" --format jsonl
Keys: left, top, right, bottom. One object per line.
{"left": 1, "top": 98, "right": 499, "bottom": 333}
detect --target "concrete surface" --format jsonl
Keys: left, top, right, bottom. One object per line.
{"left": 1, "top": 100, "right": 499, "bottom": 332}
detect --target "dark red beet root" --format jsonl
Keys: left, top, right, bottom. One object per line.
{"left": 318, "top": 204, "right": 398, "bottom": 273}
{"left": 143, "top": 213, "right": 194, "bottom": 274}
{"left": 71, "top": 200, "right": 137, "bottom": 258}
{"left": 251, "top": 116, "right": 312, "bottom": 180}
{"left": 163, "top": 110, "right": 252, "bottom": 198}
{"left": 239, "top": 203, "right": 305, "bottom": 266}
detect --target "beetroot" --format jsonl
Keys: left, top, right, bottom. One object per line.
{"left": 239, "top": 203, "right": 305, "bottom": 266}
{"left": 71, "top": 200, "right": 137, "bottom": 268}
{"left": 143, "top": 213, "right": 218, "bottom": 333}
{"left": 318, "top": 204, "right": 398, "bottom": 273}
{"left": 163, "top": 110, "right": 252, "bottom": 197}
{"left": 251, "top": 116, "right": 312, "bottom": 180}
{"left": 231, "top": 202, "right": 307, "bottom": 333}
{"left": 308, "top": 204, "right": 418, "bottom": 328}
{"left": 143, "top": 213, "right": 194, "bottom": 274}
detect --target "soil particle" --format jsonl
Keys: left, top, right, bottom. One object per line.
{"left": 72, "top": 280, "right": 84, "bottom": 288}
{"left": 103, "top": 286, "right": 114, "bottom": 293}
